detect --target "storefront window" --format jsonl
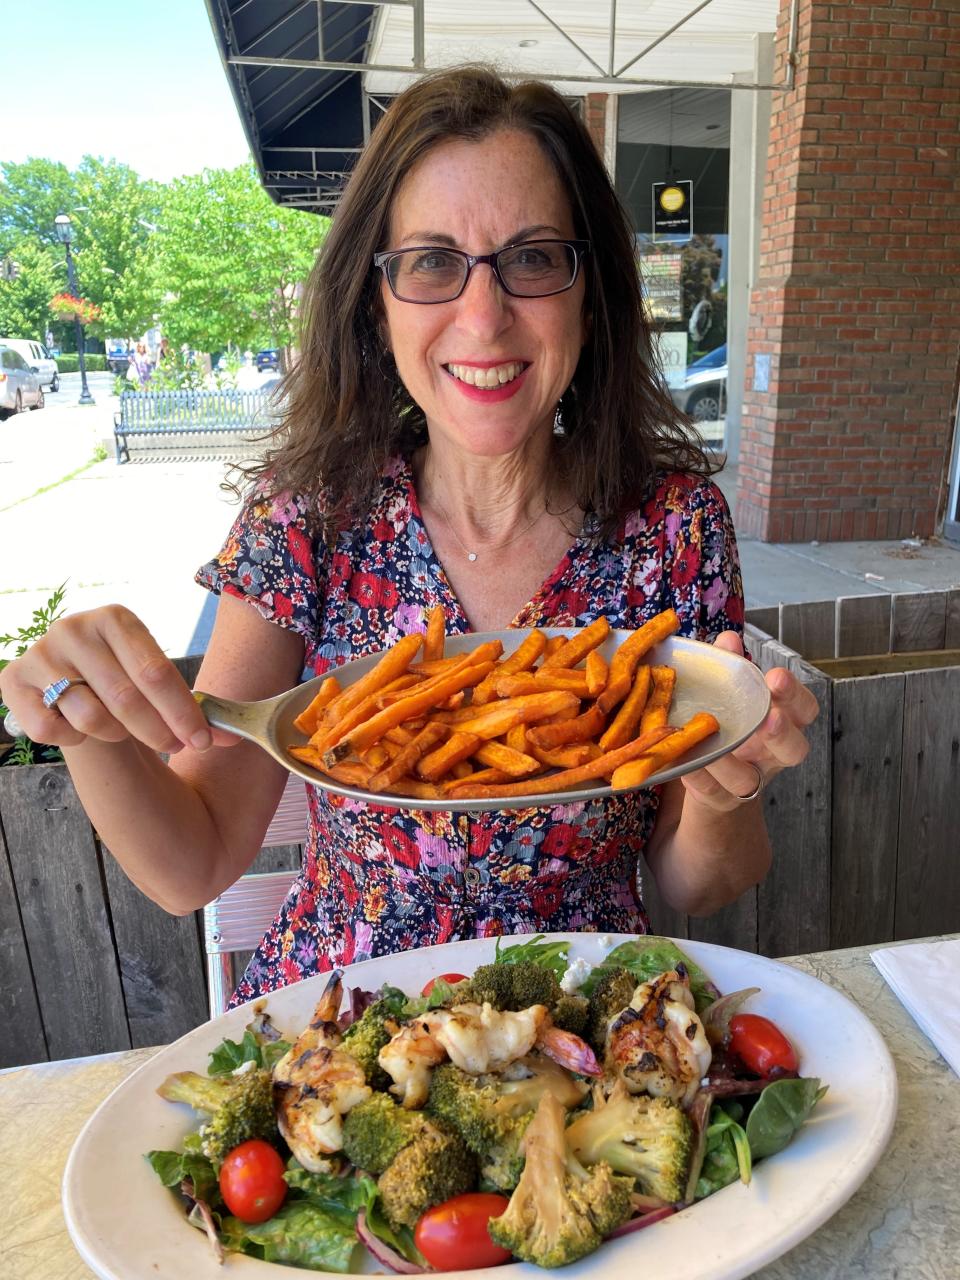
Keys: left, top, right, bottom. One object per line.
{"left": 615, "top": 89, "right": 731, "bottom": 449}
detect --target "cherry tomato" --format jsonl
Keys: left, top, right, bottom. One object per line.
{"left": 729, "top": 1013, "right": 799, "bottom": 1076}
{"left": 421, "top": 973, "right": 469, "bottom": 997}
{"left": 218, "top": 1140, "right": 288, "bottom": 1223}
{"left": 414, "top": 1193, "right": 513, "bottom": 1270}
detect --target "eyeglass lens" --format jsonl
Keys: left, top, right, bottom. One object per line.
{"left": 386, "top": 241, "right": 579, "bottom": 302}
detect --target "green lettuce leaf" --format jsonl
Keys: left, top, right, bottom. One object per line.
{"left": 578, "top": 936, "right": 719, "bottom": 1011}
{"left": 207, "top": 1027, "right": 291, "bottom": 1076}
{"left": 494, "top": 933, "right": 570, "bottom": 979}
{"left": 221, "top": 1203, "right": 360, "bottom": 1272}
{"left": 145, "top": 1148, "right": 220, "bottom": 1206}
{"left": 694, "top": 1103, "right": 752, "bottom": 1200}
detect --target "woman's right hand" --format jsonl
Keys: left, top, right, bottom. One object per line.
{"left": 0, "top": 605, "right": 230, "bottom": 755}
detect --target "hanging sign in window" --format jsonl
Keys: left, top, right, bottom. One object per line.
{"left": 641, "top": 252, "right": 684, "bottom": 322}
{"left": 652, "top": 180, "right": 693, "bottom": 239}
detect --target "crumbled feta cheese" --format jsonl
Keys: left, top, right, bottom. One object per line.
{"left": 560, "top": 956, "right": 593, "bottom": 993}
{"left": 232, "top": 1058, "right": 257, "bottom": 1076}
{"left": 598, "top": 934, "right": 615, "bottom": 949}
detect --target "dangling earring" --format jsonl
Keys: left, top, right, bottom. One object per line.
{"left": 553, "top": 401, "right": 564, "bottom": 435}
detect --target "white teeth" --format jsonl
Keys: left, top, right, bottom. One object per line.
{"left": 447, "top": 362, "right": 524, "bottom": 388}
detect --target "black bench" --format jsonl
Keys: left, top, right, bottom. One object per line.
{"left": 113, "top": 388, "right": 276, "bottom": 463}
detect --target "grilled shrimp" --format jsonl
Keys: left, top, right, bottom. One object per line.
{"left": 379, "top": 1002, "right": 601, "bottom": 1108}
{"left": 272, "top": 970, "right": 371, "bottom": 1169}
{"left": 605, "top": 969, "right": 712, "bottom": 1107}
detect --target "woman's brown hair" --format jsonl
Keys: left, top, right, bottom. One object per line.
{"left": 242, "top": 65, "right": 715, "bottom": 536}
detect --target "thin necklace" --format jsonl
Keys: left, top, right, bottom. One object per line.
{"left": 429, "top": 492, "right": 550, "bottom": 562}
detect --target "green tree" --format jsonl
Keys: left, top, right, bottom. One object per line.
{"left": 155, "top": 164, "right": 326, "bottom": 352}
{"left": 0, "top": 240, "right": 60, "bottom": 340}
{"left": 0, "top": 158, "right": 77, "bottom": 254}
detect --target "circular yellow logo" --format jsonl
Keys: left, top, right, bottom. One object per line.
{"left": 659, "top": 186, "right": 686, "bottom": 213}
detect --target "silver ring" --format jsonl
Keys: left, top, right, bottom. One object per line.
{"left": 736, "top": 762, "right": 765, "bottom": 802}
{"left": 41, "top": 676, "right": 89, "bottom": 710}
{"left": 3, "top": 708, "right": 24, "bottom": 739}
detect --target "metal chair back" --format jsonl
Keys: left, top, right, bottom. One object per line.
{"left": 203, "top": 775, "right": 310, "bottom": 1017}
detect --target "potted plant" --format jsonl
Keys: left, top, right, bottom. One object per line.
{"left": 48, "top": 292, "right": 101, "bottom": 327}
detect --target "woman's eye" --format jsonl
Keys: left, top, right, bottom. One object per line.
{"left": 411, "top": 252, "right": 459, "bottom": 273}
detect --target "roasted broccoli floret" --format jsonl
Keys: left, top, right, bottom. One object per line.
{"left": 488, "top": 1092, "right": 632, "bottom": 1268}
{"left": 428, "top": 1056, "right": 590, "bottom": 1191}
{"left": 453, "top": 961, "right": 563, "bottom": 1012}
{"left": 551, "top": 992, "right": 590, "bottom": 1036}
{"left": 156, "top": 1065, "right": 279, "bottom": 1166}
{"left": 377, "top": 1120, "right": 478, "bottom": 1228}
{"left": 341, "top": 1091, "right": 428, "bottom": 1174}
{"left": 565, "top": 1081, "right": 693, "bottom": 1203}
{"left": 585, "top": 966, "right": 637, "bottom": 1052}
{"left": 340, "top": 988, "right": 406, "bottom": 1088}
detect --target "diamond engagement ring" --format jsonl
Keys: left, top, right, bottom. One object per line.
{"left": 41, "top": 676, "right": 89, "bottom": 710}
{"left": 737, "top": 763, "right": 765, "bottom": 802}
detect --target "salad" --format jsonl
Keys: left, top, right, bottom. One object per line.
{"left": 147, "top": 935, "right": 827, "bottom": 1272}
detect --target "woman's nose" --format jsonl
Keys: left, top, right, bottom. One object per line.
{"left": 454, "top": 264, "right": 512, "bottom": 340}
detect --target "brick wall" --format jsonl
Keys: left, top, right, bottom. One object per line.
{"left": 584, "top": 93, "right": 608, "bottom": 156}
{"left": 737, "top": 0, "right": 960, "bottom": 542}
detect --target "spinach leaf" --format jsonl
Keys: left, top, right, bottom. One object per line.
{"left": 145, "top": 1148, "right": 220, "bottom": 1206}
{"left": 745, "top": 1078, "right": 827, "bottom": 1160}
{"left": 694, "top": 1103, "right": 752, "bottom": 1200}
{"left": 494, "top": 933, "right": 570, "bottom": 978}
{"left": 207, "top": 1027, "right": 291, "bottom": 1076}
{"left": 578, "top": 936, "right": 719, "bottom": 1011}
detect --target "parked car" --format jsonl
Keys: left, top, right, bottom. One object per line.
{"left": 670, "top": 343, "right": 727, "bottom": 422}
{"left": 0, "top": 337, "right": 59, "bottom": 391}
{"left": 105, "top": 337, "right": 132, "bottom": 376}
{"left": 0, "top": 345, "right": 44, "bottom": 416}
{"left": 255, "top": 349, "right": 280, "bottom": 372}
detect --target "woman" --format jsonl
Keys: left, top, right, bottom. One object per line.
{"left": 0, "top": 68, "right": 817, "bottom": 1002}
{"left": 129, "top": 341, "right": 153, "bottom": 387}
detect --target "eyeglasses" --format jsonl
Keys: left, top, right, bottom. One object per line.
{"left": 373, "top": 238, "right": 590, "bottom": 304}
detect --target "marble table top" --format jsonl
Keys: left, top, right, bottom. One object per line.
{"left": 2, "top": 937, "right": 957, "bottom": 1280}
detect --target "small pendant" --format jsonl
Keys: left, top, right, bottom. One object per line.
{"left": 467, "top": 552, "right": 478, "bottom": 562}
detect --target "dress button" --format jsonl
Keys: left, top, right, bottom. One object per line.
{"left": 464, "top": 867, "right": 481, "bottom": 887}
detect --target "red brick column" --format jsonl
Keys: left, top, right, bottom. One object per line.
{"left": 737, "top": 0, "right": 960, "bottom": 542}
{"left": 584, "top": 93, "right": 608, "bottom": 156}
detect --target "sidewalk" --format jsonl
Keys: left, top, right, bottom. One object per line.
{"left": 1, "top": 414, "right": 958, "bottom": 660}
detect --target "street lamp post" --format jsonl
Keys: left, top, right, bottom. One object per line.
{"left": 53, "top": 213, "right": 95, "bottom": 406}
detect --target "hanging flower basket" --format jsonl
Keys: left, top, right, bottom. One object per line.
{"left": 49, "top": 292, "right": 101, "bottom": 326}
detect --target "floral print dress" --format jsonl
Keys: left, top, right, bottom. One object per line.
{"left": 196, "top": 455, "right": 744, "bottom": 1002}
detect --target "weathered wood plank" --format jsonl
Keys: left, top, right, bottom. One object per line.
{"left": 895, "top": 668, "right": 960, "bottom": 940}
{"left": 744, "top": 607, "right": 779, "bottom": 639}
{"left": 830, "top": 674, "right": 904, "bottom": 949}
{"left": 172, "top": 654, "right": 204, "bottom": 688}
{"left": 780, "top": 599, "right": 837, "bottom": 662}
{"left": 248, "top": 844, "right": 302, "bottom": 876}
{"left": 815, "top": 650, "right": 960, "bottom": 678}
{"left": 100, "top": 846, "right": 209, "bottom": 1048}
{"left": 1, "top": 765, "right": 130, "bottom": 1059}
{"left": 836, "top": 594, "right": 891, "bottom": 658}
{"left": 0, "top": 813, "right": 48, "bottom": 1067}
{"left": 889, "top": 591, "right": 947, "bottom": 653}
{"left": 755, "top": 648, "right": 832, "bottom": 957}
{"left": 945, "top": 589, "right": 960, "bottom": 647}
{"left": 688, "top": 889, "right": 758, "bottom": 953}
{"left": 639, "top": 865, "right": 689, "bottom": 943}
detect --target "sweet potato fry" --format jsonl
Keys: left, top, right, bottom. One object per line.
{"left": 451, "top": 759, "right": 474, "bottom": 779}
{"left": 474, "top": 741, "right": 541, "bottom": 777}
{"left": 418, "top": 731, "right": 483, "bottom": 782}
{"left": 610, "top": 712, "right": 720, "bottom": 790}
{"left": 597, "top": 609, "right": 680, "bottom": 713}
{"left": 453, "top": 724, "right": 677, "bottom": 798}
{"left": 472, "top": 629, "right": 548, "bottom": 705}
{"left": 639, "top": 665, "right": 677, "bottom": 733}
{"left": 423, "top": 604, "right": 446, "bottom": 663}
{"left": 451, "top": 690, "right": 580, "bottom": 740}
{"left": 505, "top": 724, "right": 530, "bottom": 754}
{"left": 309, "top": 674, "right": 424, "bottom": 751}
{"left": 324, "top": 661, "right": 496, "bottom": 763}
{"left": 290, "top": 748, "right": 373, "bottom": 787}
{"left": 379, "top": 776, "right": 442, "bottom": 800}
{"left": 526, "top": 703, "right": 607, "bottom": 750}
{"left": 292, "top": 675, "right": 341, "bottom": 736}
{"left": 367, "top": 720, "right": 447, "bottom": 790}
{"left": 599, "top": 664, "right": 652, "bottom": 752}
{"left": 530, "top": 742, "right": 602, "bottom": 769}
{"left": 541, "top": 616, "right": 610, "bottom": 669}
{"left": 585, "top": 650, "right": 608, "bottom": 697}
{"left": 319, "top": 632, "right": 423, "bottom": 724}
{"left": 544, "top": 636, "right": 567, "bottom": 658}
{"left": 442, "top": 767, "right": 512, "bottom": 795}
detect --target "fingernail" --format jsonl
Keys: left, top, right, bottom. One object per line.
{"left": 191, "top": 729, "right": 213, "bottom": 752}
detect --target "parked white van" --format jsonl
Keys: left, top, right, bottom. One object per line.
{"left": 0, "top": 338, "right": 59, "bottom": 392}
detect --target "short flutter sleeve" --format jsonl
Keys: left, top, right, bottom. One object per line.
{"left": 195, "top": 490, "right": 325, "bottom": 643}
{"left": 660, "top": 474, "right": 745, "bottom": 642}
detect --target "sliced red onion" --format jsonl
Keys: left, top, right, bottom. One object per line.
{"left": 356, "top": 1210, "right": 432, "bottom": 1274}
{"left": 701, "top": 987, "right": 761, "bottom": 1046}
{"left": 608, "top": 1206, "right": 676, "bottom": 1239}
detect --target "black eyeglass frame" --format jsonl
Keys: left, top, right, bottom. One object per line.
{"left": 372, "top": 238, "right": 591, "bottom": 304}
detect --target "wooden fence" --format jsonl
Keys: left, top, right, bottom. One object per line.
{"left": 2, "top": 595, "right": 958, "bottom": 1068}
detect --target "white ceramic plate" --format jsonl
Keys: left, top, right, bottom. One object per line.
{"left": 63, "top": 933, "right": 897, "bottom": 1280}
{"left": 199, "top": 629, "right": 771, "bottom": 812}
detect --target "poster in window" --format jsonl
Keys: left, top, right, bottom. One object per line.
{"left": 641, "top": 252, "right": 684, "bottom": 322}
{"left": 652, "top": 331, "right": 688, "bottom": 388}
{"left": 652, "top": 180, "right": 693, "bottom": 240}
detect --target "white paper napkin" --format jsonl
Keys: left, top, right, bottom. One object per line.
{"left": 871, "top": 938, "right": 960, "bottom": 1076}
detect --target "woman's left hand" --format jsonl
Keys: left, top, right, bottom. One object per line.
{"left": 679, "top": 630, "right": 820, "bottom": 813}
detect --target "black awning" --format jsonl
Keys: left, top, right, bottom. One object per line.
{"left": 204, "top": 0, "right": 376, "bottom": 210}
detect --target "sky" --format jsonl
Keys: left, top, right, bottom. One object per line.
{"left": 3, "top": 0, "right": 252, "bottom": 181}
